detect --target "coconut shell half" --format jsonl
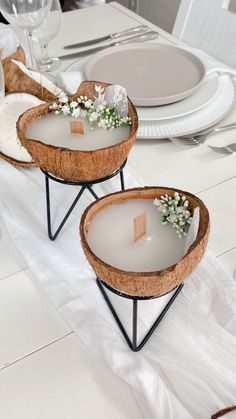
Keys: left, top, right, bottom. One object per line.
{"left": 2, "top": 46, "right": 61, "bottom": 102}
{"left": 17, "top": 80, "right": 139, "bottom": 182}
{"left": 80, "top": 186, "right": 210, "bottom": 297}
{"left": 2, "top": 45, "right": 26, "bottom": 79}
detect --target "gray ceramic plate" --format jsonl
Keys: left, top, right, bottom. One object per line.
{"left": 85, "top": 43, "right": 205, "bottom": 107}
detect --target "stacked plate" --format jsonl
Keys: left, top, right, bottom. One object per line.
{"left": 66, "top": 43, "right": 236, "bottom": 139}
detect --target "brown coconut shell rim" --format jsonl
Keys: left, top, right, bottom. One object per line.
{"left": 80, "top": 186, "right": 210, "bottom": 279}
{"left": 0, "top": 150, "right": 36, "bottom": 168}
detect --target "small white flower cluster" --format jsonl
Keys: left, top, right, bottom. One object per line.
{"left": 153, "top": 192, "right": 193, "bottom": 238}
{"left": 49, "top": 88, "right": 131, "bottom": 131}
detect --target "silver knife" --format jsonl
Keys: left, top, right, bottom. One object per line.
{"left": 59, "top": 31, "right": 158, "bottom": 60}
{"left": 64, "top": 25, "right": 149, "bottom": 49}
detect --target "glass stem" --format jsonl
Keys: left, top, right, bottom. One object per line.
{"left": 40, "top": 43, "right": 51, "bottom": 64}
{"left": 25, "top": 30, "right": 35, "bottom": 70}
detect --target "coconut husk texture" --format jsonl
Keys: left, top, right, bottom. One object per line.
{"left": 17, "top": 80, "right": 138, "bottom": 182}
{"left": 1, "top": 46, "right": 57, "bottom": 168}
{"left": 0, "top": 149, "right": 36, "bottom": 169}
{"left": 2, "top": 46, "right": 57, "bottom": 102}
{"left": 211, "top": 406, "right": 236, "bottom": 419}
{"left": 80, "top": 187, "right": 210, "bottom": 298}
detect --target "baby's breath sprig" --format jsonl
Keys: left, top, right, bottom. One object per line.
{"left": 153, "top": 192, "right": 193, "bottom": 238}
{"left": 49, "top": 91, "right": 131, "bottom": 131}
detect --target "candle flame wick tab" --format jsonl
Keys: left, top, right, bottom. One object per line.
{"left": 70, "top": 120, "right": 84, "bottom": 135}
{"left": 133, "top": 212, "right": 147, "bottom": 243}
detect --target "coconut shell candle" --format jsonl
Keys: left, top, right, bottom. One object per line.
{"left": 87, "top": 199, "right": 186, "bottom": 272}
{"left": 17, "top": 81, "right": 138, "bottom": 182}
{"left": 80, "top": 187, "right": 210, "bottom": 298}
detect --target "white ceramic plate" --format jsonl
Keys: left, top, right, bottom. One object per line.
{"left": 65, "top": 58, "right": 219, "bottom": 122}
{"left": 65, "top": 58, "right": 235, "bottom": 139}
{"left": 138, "top": 74, "right": 235, "bottom": 139}
{"left": 138, "top": 73, "right": 219, "bottom": 121}
{"left": 84, "top": 43, "right": 205, "bottom": 107}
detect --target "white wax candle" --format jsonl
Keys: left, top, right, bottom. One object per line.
{"left": 87, "top": 200, "right": 185, "bottom": 272}
{"left": 27, "top": 114, "right": 130, "bottom": 151}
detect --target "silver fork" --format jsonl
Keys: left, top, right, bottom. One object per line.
{"left": 172, "top": 122, "right": 236, "bottom": 145}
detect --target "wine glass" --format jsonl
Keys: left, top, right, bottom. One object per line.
{"left": 0, "top": 0, "right": 52, "bottom": 69}
{"left": 33, "top": 0, "right": 62, "bottom": 72}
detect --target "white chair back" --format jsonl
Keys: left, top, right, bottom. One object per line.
{"left": 173, "top": 0, "right": 236, "bottom": 68}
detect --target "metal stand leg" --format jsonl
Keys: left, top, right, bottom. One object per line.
{"left": 132, "top": 300, "right": 138, "bottom": 349}
{"left": 45, "top": 176, "right": 91, "bottom": 241}
{"left": 42, "top": 159, "right": 127, "bottom": 241}
{"left": 120, "top": 169, "right": 125, "bottom": 191}
{"left": 96, "top": 278, "right": 184, "bottom": 351}
{"left": 86, "top": 185, "right": 99, "bottom": 200}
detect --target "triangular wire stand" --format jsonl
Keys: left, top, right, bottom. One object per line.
{"left": 41, "top": 160, "right": 126, "bottom": 241}
{"left": 96, "top": 278, "right": 184, "bottom": 351}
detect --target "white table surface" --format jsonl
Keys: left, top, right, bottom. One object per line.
{"left": 1, "top": 3, "right": 236, "bottom": 419}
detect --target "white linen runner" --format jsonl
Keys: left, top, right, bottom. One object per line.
{"left": 0, "top": 159, "right": 236, "bottom": 419}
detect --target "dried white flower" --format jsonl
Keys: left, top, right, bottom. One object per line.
{"left": 153, "top": 192, "right": 193, "bottom": 238}
{"left": 50, "top": 102, "right": 58, "bottom": 110}
{"left": 51, "top": 88, "right": 131, "bottom": 131}
{"left": 70, "top": 101, "right": 78, "bottom": 109}
{"left": 84, "top": 99, "right": 93, "bottom": 108}
{"left": 89, "top": 111, "right": 99, "bottom": 122}
{"left": 71, "top": 108, "right": 81, "bottom": 118}
{"left": 58, "top": 93, "right": 68, "bottom": 103}
{"left": 95, "top": 85, "right": 104, "bottom": 95}
{"left": 61, "top": 105, "right": 70, "bottom": 115}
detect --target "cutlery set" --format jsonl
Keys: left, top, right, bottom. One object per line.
{"left": 64, "top": 25, "right": 150, "bottom": 49}
{"left": 59, "top": 31, "right": 158, "bottom": 60}
{"left": 60, "top": 25, "right": 158, "bottom": 60}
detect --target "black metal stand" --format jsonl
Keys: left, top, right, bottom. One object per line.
{"left": 41, "top": 160, "right": 126, "bottom": 241}
{"left": 96, "top": 278, "right": 184, "bottom": 351}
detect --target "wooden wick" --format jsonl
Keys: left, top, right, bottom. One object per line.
{"left": 70, "top": 120, "right": 84, "bottom": 135}
{"left": 133, "top": 212, "right": 147, "bottom": 242}
{"left": 211, "top": 406, "right": 236, "bottom": 418}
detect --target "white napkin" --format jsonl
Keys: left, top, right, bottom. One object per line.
{"left": 0, "top": 23, "right": 20, "bottom": 60}
{"left": 57, "top": 71, "right": 84, "bottom": 95}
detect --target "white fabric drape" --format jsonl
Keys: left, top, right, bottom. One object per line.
{"left": 0, "top": 159, "right": 236, "bottom": 419}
